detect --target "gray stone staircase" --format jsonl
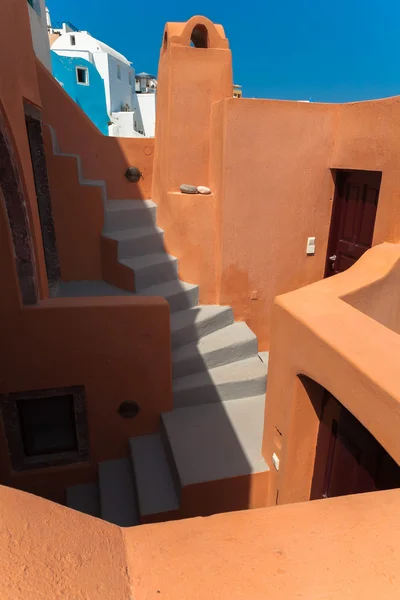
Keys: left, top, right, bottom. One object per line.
{"left": 65, "top": 198, "right": 270, "bottom": 525}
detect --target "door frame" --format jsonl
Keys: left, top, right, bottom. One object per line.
{"left": 324, "top": 169, "right": 382, "bottom": 277}
{"left": 24, "top": 101, "right": 60, "bottom": 290}
{"left": 0, "top": 102, "right": 38, "bottom": 304}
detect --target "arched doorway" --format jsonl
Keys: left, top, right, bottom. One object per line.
{"left": 308, "top": 383, "right": 400, "bottom": 499}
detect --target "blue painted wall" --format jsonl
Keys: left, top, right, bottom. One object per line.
{"left": 51, "top": 52, "right": 109, "bottom": 135}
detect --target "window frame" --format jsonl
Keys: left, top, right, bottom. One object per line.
{"left": 76, "top": 66, "right": 89, "bottom": 86}
{"left": 0, "top": 386, "right": 90, "bottom": 471}
{"left": 117, "top": 63, "right": 122, "bottom": 81}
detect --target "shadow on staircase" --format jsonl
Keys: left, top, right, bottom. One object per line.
{"left": 57, "top": 194, "right": 270, "bottom": 526}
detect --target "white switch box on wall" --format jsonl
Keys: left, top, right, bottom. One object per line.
{"left": 306, "top": 237, "right": 316, "bottom": 255}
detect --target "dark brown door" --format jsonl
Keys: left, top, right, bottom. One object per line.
{"left": 325, "top": 170, "right": 381, "bottom": 276}
{"left": 311, "top": 393, "right": 400, "bottom": 500}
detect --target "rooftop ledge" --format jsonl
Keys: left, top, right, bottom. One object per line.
{"left": 2, "top": 484, "right": 400, "bottom": 599}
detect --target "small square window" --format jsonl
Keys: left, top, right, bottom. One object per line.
{"left": 117, "top": 64, "right": 121, "bottom": 80}
{"left": 1, "top": 386, "right": 89, "bottom": 471}
{"left": 76, "top": 67, "right": 89, "bottom": 85}
{"left": 18, "top": 395, "right": 77, "bottom": 456}
{"left": 70, "top": 35, "right": 76, "bottom": 46}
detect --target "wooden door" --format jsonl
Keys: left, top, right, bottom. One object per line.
{"left": 311, "top": 393, "right": 400, "bottom": 500}
{"left": 325, "top": 170, "right": 381, "bottom": 276}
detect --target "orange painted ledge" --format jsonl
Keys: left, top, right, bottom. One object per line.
{"left": 2, "top": 485, "right": 400, "bottom": 599}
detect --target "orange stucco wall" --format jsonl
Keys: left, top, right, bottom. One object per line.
{"left": 0, "top": 180, "right": 172, "bottom": 503}
{"left": 44, "top": 128, "right": 104, "bottom": 281}
{"left": 124, "top": 488, "right": 400, "bottom": 599}
{"left": 0, "top": 4, "right": 172, "bottom": 504}
{"left": 3, "top": 483, "right": 400, "bottom": 599}
{"left": 263, "top": 244, "right": 400, "bottom": 506}
{"left": 0, "top": 0, "right": 48, "bottom": 299}
{"left": 342, "top": 249, "right": 400, "bottom": 334}
{"left": 212, "top": 98, "right": 338, "bottom": 348}
{"left": 152, "top": 17, "right": 232, "bottom": 303}
{"left": 152, "top": 20, "right": 400, "bottom": 350}
{"left": 333, "top": 96, "right": 400, "bottom": 244}
{"left": 0, "top": 486, "right": 130, "bottom": 600}
{"left": 38, "top": 58, "right": 156, "bottom": 284}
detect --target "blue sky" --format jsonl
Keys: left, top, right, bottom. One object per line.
{"left": 47, "top": 0, "right": 400, "bottom": 102}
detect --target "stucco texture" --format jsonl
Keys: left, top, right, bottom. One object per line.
{"left": 0, "top": 110, "right": 171, "bottom": 503}
{"left": 263, "top": 243, "right": 400, "bottom": 506}
{"left": 152, "top": 17, "right": 232, "bottom": 304}
{"left": 0, "top": 486, "right": 130, "bottom": 600}
{"left": 43, "top": 127, "right": 105, "bottom": 281}
{"left": 0, "top": 0, "right": 48, "bottom": 299}
{"left": 124, "top": 488, "right": 400, "bottom": 599}
{"left": 152, "top": 20, "right": 400, "bottom": 351}
{"left": 213, "top": 98, "right": 338, "bottom": 349}
{"left": 2, "top": 483, "right": 400, "bottom": 599}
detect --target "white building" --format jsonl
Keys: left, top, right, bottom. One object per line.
{"left": 137, "top": 94, "right": 156, "bottom": 138}
{"left": 135, "top": 73, "right": 157, "bottom": 137}
{"left": 51, "top": 29, "right": 146, "bottom": 137}
{"left": 27, "top": 0, "right": 52, "bottom": 71}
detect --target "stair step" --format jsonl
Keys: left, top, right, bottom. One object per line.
{"left": 104, "top": 200, "right": 157, "bottom": 232}
{"left": 137, "top": 280, "right": 199, "bottom": 312}
{"left": 66, "top": 482, "right": 100, "bottom": 517}
{"left": 104, "top": 226, "right": 165, "bottom": 259}
{"left": 120, "top": 253, "right": 178, "bottom": 291}
{"left": 98, "top": 458, "right": 139, "bottom": 527}
{"left": 170, "top": 306, "right": 234, "bottom": 349}
{"left": 172, "top": 322, "right": 258, "bottom": 378}
{"left": 129, "top": 434, "right": 179, "bottom": 518}
{"left": 173, "top": 357, "right": 267, "bottom": 408}
{"left": 55, "top": 280, "right": 133, "bottom": 298}
{"left": 162, "top": 396, "right": 269, "bottom": 487}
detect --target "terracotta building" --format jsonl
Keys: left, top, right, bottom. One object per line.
{"left": 1, "top": 5, "right": 400, "bottom": 598}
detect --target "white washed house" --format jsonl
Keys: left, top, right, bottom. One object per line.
{"left": 51, "top": 29, "right": 145, "bottom": 136}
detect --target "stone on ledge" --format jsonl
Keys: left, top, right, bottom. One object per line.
{"left": 197, "top": 186, "right": 211, "bottom": 195}
{"left": 180, "top": 184, "right": 198, "bottom": 194}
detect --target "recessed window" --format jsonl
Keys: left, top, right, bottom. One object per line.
{"left": 18, "top": 395, "right": 77, "bottom": 456}
{"left": 117, "top": 63, "right": 121, "bottom": 80}
{"left": 70, "top": 35, "right": 76, "bottom": 46}
{"left": 129, "top": 71, "right": 132, "bottom": 86}
{"left": 76, "top": 66, "right": 89, "bottom": 85}
{"left": 0, "top": 386, "right": 89, "bottom": 470}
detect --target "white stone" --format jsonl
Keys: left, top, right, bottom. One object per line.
{"left": 197, "top": 186, "right": 211, "bottom": 195}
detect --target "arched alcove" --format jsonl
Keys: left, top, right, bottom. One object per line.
{"left": 190, "top": 24, "right": 209, "bottom": 48}
{"left": 292, "top": 375, "right": 400, "bottom": 502}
